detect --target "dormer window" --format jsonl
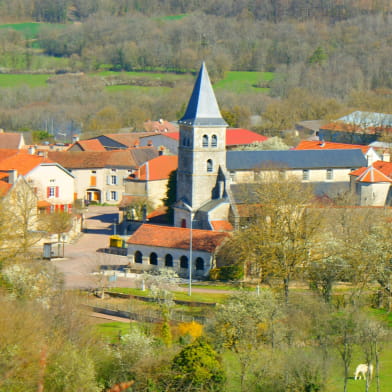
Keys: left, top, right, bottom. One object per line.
{"left": 202, "top": 134, "right": 209, "bottom": 147}
{"left": 211, "top": 135, "right": 217, "bottom": 147}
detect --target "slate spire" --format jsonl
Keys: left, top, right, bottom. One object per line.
{"left": 179, "top": 62, "right": 227, "bottom": 127}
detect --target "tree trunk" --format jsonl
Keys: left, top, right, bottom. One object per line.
{"left": 283, "top": 277, "right": 289, "bottom": 303}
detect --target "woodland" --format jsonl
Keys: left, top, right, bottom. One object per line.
{"left": 0, "top": 1, "right": 391, "bottom": 137}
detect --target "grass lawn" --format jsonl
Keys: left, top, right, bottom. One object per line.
{"left": 214, "top": 71, "right": 274, "bottom": 93}
{"left": 0, "top": 73, "right": 50, "bottom": 88}
{"left": 108, "top": 287, "right": 228, "bottom": 304}
{"left": 94, "top": 321, "right": 132, "bottom": 342}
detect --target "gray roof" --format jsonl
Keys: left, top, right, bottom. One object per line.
{"left": 230, "top": 182, "right": 350, "bottom": 204}
{"left": 179, "top": 62, "right": 227, "bottom": 127}
{"left": 227, "top": 149, "right": 367, "bottom": 170}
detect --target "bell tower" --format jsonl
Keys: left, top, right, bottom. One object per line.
{"left": 174, "top": 62, "right": 228, "bottom": 227}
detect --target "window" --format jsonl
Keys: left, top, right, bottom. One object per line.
{"left": 326, "top": 169, "right": 333, "bottom": 180}
{"left": 181, "top": 219, "right": 186, "bottom": 228}
{"left": 110, "top": 191, "right": 118, "bottom": 201}
{"left": 165, "top": 254, "right": 173, "bottom": 267}
{"left": 134, "top": 251, "right": 143, "bottom": 264}
{"left": 47, "top": 186, "right": 59, "bottom": 198}
{"left": 180, "top": 255, "right": 188, "bottom": 268}
{"left": 196, "top": 257, "right": 204, "bottom": 270}
{"left": 91, "top": 170, "right": 96, "bottom": 174}
{"left": 150, "top": 252, "right": 158, "bottom": 265}
{"left": 207, "top": 159, "right": 213, "bottom": 172}
{"left": 211, "top": 135, "right": 217, "bottom": 147}
{"left": 111, "top": 175, "right": 117, "bottom": 185}
{"left": 90, "top": 176, "right": 97, "bottom": 186}
{"left": 302, "top": 169, "right": 309, "bottom": 181}
{"left": 202, "top": 134, "right": 209, "bottom": 147}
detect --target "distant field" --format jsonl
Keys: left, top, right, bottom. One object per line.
{"left": 214, "top": 71, "right": 274, "bottom": 93}
{"left": 0, "top": 73, "right": 50, "bottom": 88}
{"left": 0, "top": 22, "right": 64, "bottom": 39}
{"left": 0, "top": 69, "right": 274, "bottom": 94}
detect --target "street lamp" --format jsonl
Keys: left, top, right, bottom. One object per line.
{"left": 183, "top": 202, "right": 193, "bottom": 296}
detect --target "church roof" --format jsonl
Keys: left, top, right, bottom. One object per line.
{"left": 226, "top": 149, "right": 367, "bottom": 170}
{"left": 127, "top": 223, "right": 229, "bottom": 252}
{"left": 179, "top": 62, "right": 228, "bottom": 127}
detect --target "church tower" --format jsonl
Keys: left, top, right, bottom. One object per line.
{"left": 174, "top": 62, "right": 228, "bottom": 228}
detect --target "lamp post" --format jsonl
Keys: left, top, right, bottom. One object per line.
{"left": 183, "top": 202, "right": 193, "bottom": 296}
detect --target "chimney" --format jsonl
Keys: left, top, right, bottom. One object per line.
{"left": 8, "top": 169, "right": 18, "bottom": 184}
{"left": 133, "top": 140, "right": 139, "bottom": 148}
{"left": 72, "top": 134, "right": 80, "bottom": 143}
{"left": 382, "top": 151, "right": 390, "bottom": 162}
{"left": 28, "top": 145, "right": 36, "bottom": 155}
{"left": 147, "top": 139, "right": 153, "bottom": 146}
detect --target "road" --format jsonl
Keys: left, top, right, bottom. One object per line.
{"left": 53, "top": 205, "right": 134, "bottom": 289}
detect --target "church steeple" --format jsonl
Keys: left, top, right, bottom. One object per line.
{"left": 179, "top": 62, "right": 227, "bottom": 127}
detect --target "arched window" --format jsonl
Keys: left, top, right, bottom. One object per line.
{"left": 211, "top": 135, "right": 217, "bottom": 147}
{"left": 196, "top": 257, "right": 204, "bottom": 270}
{"left": 165, "top": 254, "right": 173, "bottom": 267}
{"left": 180, "top": 255, "right": 188, "bottom": 268}
{"left": 134, "top": 251, "right": 143, "bottom": 264}
{"left": 202, "top": 134, "right": 209, "bottom": 147}
{"left": 149, "top": 252, "right": 158, "bottom": 265}
{"left": 207, "top": 159, "right": 213, "bottom": 172}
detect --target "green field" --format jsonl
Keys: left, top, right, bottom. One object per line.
{"left": 0, "top": 73, "right": 51, "bottom": 88}
{"left": 214, "top": 71, "right": 274, "bottom": 93}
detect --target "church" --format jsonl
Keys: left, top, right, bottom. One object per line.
{"left": 126, "top": 62, "right": 366, "bottom": 276}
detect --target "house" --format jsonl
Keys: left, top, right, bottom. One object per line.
{"left": 126, "top": 224, "right": 229, "bottom": 278}
{"left": 350, "top": 160, "right": 392, "bottom": 206}
{"left": 123, "top": 154, "right": 178, "bottom": 209}
{"left": 138, "top": 128, "right": 268, "bottom": 154}
{"left": 293, "top": 140, "right": 380, "bottom": 165}
{"left": 0, "top": 151, "right": 75, "bottom": 212}
{"left": 48, "top": 147, "right": 158, "bottom": 204}
{"left": 0, "top": 131, "right": 26, "bottom": 149}
{"left": 318, "top": 111, "right": 392, "bottom": 145}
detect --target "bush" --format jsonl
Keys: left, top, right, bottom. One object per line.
{"left": 209, "top": 264, "right": 244, "bottom": 281}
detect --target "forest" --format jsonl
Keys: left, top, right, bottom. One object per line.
{"left": 0, "top": 1, "right": 390, "bottom": 137}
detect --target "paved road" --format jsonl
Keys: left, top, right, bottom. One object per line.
{"left": 53, "top": 205, "right": 135, "bottom": 289}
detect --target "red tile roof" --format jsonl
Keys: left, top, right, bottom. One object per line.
{"left": 164, "top": 132, "right": 180, "bottom": 141}
{"left": 103, "top": 132, "right": 158, "bottom": 147}
{"left": 294, "top": 140, "right": 370, "bottom": 154}
{"left": 137, "top": 155, "right": 178, "bottom": 181}
{"left": 162, "top": 129, "right": 268, "bottom": 146}
{"left": 356, "top": 166, "right": 392, "bottom": 183}
{"left": 0, "top": 148, "right": 19, "bottom": 162}
{"left": 127, "top": 224, "right": 229, "bottom": 252}
{"left": 68, "top": 139, "right": 106, "bottom": 152}
{"left": 210, "top": 220, "right": 233, "bottom": 232}
{"left": 144, "top": 120, "right": 178, "bottom": 133}
{"left": 321, "top": 122, "right": 392, "bottom": 135}
{"left": 48, "top": 147, "right": 158, "bottom": 169}
{"left": 226, "top": 128, "right": 268, "bottom": 146}
{"left": 350, "top": 160, "right": 392, "bottom": 183}
{"left": 0, "top": 151, "right": 53, "bottom": 175}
